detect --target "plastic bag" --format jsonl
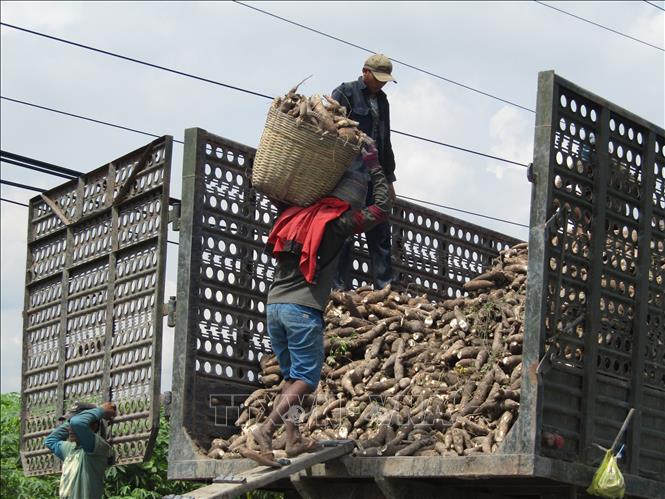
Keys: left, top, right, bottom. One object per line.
{"left": 587, "top": 450, "right": 625, "bottom": 498}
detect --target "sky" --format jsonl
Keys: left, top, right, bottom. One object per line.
{"left": 1, "top": 1, "right": 663, "bottom": 394}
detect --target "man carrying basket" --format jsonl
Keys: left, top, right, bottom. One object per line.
{"left": 243, "top": 142, "right": 392, "bottom": 466}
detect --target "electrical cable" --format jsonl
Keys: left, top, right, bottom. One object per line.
{"left": 1, "top": 158, "right": 74, "bottom": 180}
{"left": 0, "top": 197, "right": 181, "bottom": 245}
{"left": 1, "top": 166, "right": 529, "bottom": 229}
{"left": 534, "top": 1, "right": 664, "bottom": 51}
{"left": 1, "top": 95, "right": 525, "bottom": 167}
{"left": 1, "top": 150, "right": 81, "bottom": 177}
{"left": 391, "top": 130, "right": 528, "bottom": 167}
{"left": 397, "top": 195, "right": 528, "bottom": 228}
{"left": 643, "top": 0, "right": 665, "bottom": 12}
{"left": 0, "top": 22, "right": 274, "bottom": 101}
{"left": 0, "top": 23, "right": 529, "bottom": 166}
{"left": 1, "top": 197, "right": 29, "bottom": 208}
{"left": 232, "top": 1, "right": 535, "bottom": 113}
{"left": 0, "top": 96, "right": 185, "bottom": 145}
{"left": 0, "top": 179, "right": 45, "bottom": 192}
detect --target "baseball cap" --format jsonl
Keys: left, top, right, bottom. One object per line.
{"left": 363, "top": 54, "right": 396, "bottom": 83}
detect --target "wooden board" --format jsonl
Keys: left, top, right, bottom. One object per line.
{"left": 172, "top": 441, "right": 355, "bottom": 499}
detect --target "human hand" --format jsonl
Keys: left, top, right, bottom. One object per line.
{"left": 388, "top": 183, "right": 396, "bottom": 203}
{"left": 361, "top": 143, "right": 380, "bottom": 171}
{"left": 101, "top": 402, "right": 117, "bottom": 420}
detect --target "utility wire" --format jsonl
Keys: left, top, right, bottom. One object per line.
{"left": 0, "top": 96, "right": 185, "bottom": 145}
{"left": 0, "top": 179, "right": 44, "bottom": 192}
{"left": 0, "top": 25, "right": 527, "bottom": 167}
{"left": 233, "top": 1, "right": 534, "bottom": 113}
{"left": 0, "top": 196, "right": 180, "bottom": 245}
{"left": 2, "top": 158, "right": 74, "bottom": 180}
{"left": 643, "top": 0, "right": 665, "bottom": 12}
{"left": 1, "top": 159, "right": 529, "bottom": 229}
{"left": 1, "top": 197, "right": 29, "bottom": 208}
{"left": 392, "top": 130, "right": 527, "bottom": 167}
{"left": 534, "top": 1, "right": 664, "bottom": 52}
{"left": 2, "top": 150, "right": 81, "bottom": 177}
{"left": 398, "top": 195, "right": 528, "bottom": 228}
{"left": 0, "top": 22, "right": 274, "bottom": 101}
{"left": 2, "top": 95, "right": 526, "bottom": 168}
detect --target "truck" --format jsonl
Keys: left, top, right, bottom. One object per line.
{"left": 19, "top": 71, "right": 664, "bottom": 498}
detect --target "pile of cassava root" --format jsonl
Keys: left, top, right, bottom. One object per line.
{"left": 208, "top": 242, "right": 528, "bottom": 460}
{"left": 271, "top": 78, "right": 372, "bottom": 148}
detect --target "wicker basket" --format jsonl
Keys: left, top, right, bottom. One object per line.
{"left": 252, "top": 106, "right": 361, "bottom": 206}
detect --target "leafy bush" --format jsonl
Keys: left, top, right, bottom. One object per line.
{"left": 0, "top": 393, "right": 281, "bottom": 499}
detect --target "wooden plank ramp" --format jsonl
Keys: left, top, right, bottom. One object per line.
{"left": 165, "top": 441, "right": 355, "bottom": 499}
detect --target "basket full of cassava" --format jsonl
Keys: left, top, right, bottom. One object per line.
{"left": 252, "top": 79, "right": 371, "bottom": 206}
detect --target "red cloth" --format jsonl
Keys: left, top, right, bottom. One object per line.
{"left": 267, "top": 197, "right": 350, "bottom": 283}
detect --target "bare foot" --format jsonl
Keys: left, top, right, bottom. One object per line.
{"left": 252, "top": 426, "right": 273, "bottom": 454}
{"left": 285, "top": 437, "right": 322, "bottom": 457}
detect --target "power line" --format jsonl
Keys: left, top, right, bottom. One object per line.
{"left": 534, "top": 1, "right": 664, "bottom": 52}
{"left": 0, "top": 22, "right": 274, "bottom": 101}
{"left": 233, "top": 1, "right": 535, "bottom": 113}
{"left": 2, "top": 94, "right": 527, "bottom": 169}
{"left": 0, "top": 179, "right": 44, "bottom": 192}
{"left": 2, "top": 157, "right": 74, "bottom": 180}
{"left": 643, "top": 0, "right": 665, "bottom": 12}
{"left": 0, "top": 96, "right": 185, "bottom": 144}
{"left": 1, "top": 163, "right": 529, "bottom": 229}
{"left": 0, "top": 197, "right": 181, "bottom": 246}
{"left": 0, "top": 25, "right": 529, "bottom": 167}
{"left": 392, "top": 130, "right": 528, "bottom": 167}
{"left": 2, "top": 150, "right": 81, "bottom": 177}
{"left": 1, "top": 197, "right": 29, "bottom": 208}
{"left": 398, "top": 195, "right": 528, "bottom": 228}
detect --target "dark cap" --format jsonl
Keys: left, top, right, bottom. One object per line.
{"left": 58, "top": 401, "right": 98, "bottom": 421}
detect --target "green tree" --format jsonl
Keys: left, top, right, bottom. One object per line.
{"left": 1, "top": 393, "right": 281, "bottom": 499}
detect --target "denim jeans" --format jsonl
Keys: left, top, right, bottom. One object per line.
{"left": 333, "top": 220, "right": 394, "bottom": 291}
{"left": 266, "top": 303, "right": 324, "bottom": 390}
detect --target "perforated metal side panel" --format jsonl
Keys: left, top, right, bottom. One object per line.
{"left": 171, "top": 127, "right": 521, "bottom": 451}
{"left": 529, "top": 72, "right": 664, "bottom": 480}
{"left": 20, "top": 137, "right": 172, "bottom": 476}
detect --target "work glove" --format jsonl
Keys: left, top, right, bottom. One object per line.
{"left": 361, "top": 142, "right": 380, "bottom": 172}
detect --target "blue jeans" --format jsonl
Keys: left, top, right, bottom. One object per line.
{"left": 266, "top": 304, "right": 324, "bottom": 390}
{"left": 333, "top": 220, "right": 393, "bottom": 291}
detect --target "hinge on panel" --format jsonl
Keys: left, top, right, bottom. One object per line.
{"left": 163, "top": 296, "right": 176, "bottom": 327}
{"left": 526, "top": 162, "right": 535, "bottom": 183}
{"left": 169, "top": 200, "right": 181, "bottom": 232}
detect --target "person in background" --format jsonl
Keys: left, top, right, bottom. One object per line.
{"left": 45, "top": 401, "right": 116, "bottom": 499}
{"left": 331, "top": 53, "right": 397, "bottom": 291}
{"left": 244, "top": 142, "right": 392, "bottom": 467}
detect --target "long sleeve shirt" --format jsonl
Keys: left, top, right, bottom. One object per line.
{"left": 332, "top": 77, "right": 396, "bottom": 183}
{"left": 267, "top": 166, "right": 391, "bottom": 311}
{"left": 44, "top": 408, "right": 112, "bottom": 499}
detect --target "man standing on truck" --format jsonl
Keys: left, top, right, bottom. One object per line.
{"left": 45, "top": 401, "right": 116, "bottom": 499}
{"left": 244, "top": 143, "right": 393, "bottom": 466}
{"left": 331, "top": 53, "right": 397, "bottom": 292}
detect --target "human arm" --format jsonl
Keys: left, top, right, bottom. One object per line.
{"left": 68, "top": 407, "right": 105, "bottom": 453}
{"left": 331, "top": 83, "right": 352, "bottom": 117}
{"left": 335, "top": 146, "right": 392, "bottom": 236}
{"left": 44, "top": 422, "right": 70, "bottom": 460}
{"left": 382, "top": 99, "right": 397, "bottom": 183}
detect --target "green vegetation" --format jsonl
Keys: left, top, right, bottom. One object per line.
{"left": 0, "top": 393, "right": 282, "bottom": 499}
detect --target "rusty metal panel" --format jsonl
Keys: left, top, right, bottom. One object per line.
{"left": 526, "top": 71, "right": 664, "bottom": 483}
{"left": 169, "top": 127, "right": 522, "bottom": 473}
{"left": 20, "top": 137, "right": 172, "bottom": 476}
